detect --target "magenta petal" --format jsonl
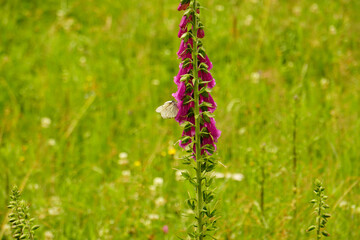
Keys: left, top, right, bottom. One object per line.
{"left": 205, "top": 118, "right": 221, "bottom": 141}
{"left": 172, "top": 81, "right": 186, "bottom": 101}
{"left": 175, "top": 101, "right": 194, "bottom": 124}
{"left": 199, "top": 71, "right": 216, "bottom": 88}
{"left": 202, "top": 137, "right": 216, "bottom": 155}
{"left": 177, "top": 39, "right": 193, "bottom": 55}
{"left": 174, "top": 63, "right": 193, "bottom": 85}
{"left": 197, "top": 28, "right": 205, "bottom": 38}
{"left": 177, "top": 3, "right": 190, "bottom": 11}
{"left": 179, "top": 16, "right": 191, "bottom": 28}
{"left": 200, "top": 94, "right": 217, "bottom": 113}
{"left": 178, "top": 27, "right": 187, "bottom": 38}
{"left": 198, "top": 55, "right": 213, "bottom": 70}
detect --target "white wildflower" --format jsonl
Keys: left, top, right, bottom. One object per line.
{"left": 48, "top": 206, "right": 61, "bottom": 216}
{"left": 152, "top": 79, "right": 160, "bottom": 85}
{"left": 213, "top": 172, "right": 225, "bottom": 179}
{"left": 118, "top": 159, "right": 129, "bottom": 165}
{"left": 148, "top": 214, "right": 159, "bottom": 220}
{"left": 122, "top": 170, "right": 131, "bottom": 177}
{"left": 292, "top": 6, "right": 302, "bottom": 16}
{"left": 310, "top": 3, "right": 319, "bottom": 13}
{"left": 231, "top": 173, "right": 244, "bottom": 182}
{"left": 215, "top": 5, "right": 224, "bottom": 12}
{"left": 119, "top": 152, "right": 128, "bottom": 159}
{"left": 149, "top": 185, "right": 156, "bottom": 192}
{"left": 44, "top": 231, "right": 54, "bottom": 240}
{"left": 155, "top": 197, "right": 166, "bottom": 207}
{"left": 175, "top": 170, "right": 185, "bottom": 181}
{"left": 329, "top": 25, "right": 337, "bottom": 35}
{"left": 48, "top": 138, "right": 56, "bottom": 146}
{"left": 239, "top": 127, "right": 246, "bottom": 135}
{"left": 3, "top": 224, "right": 11, "bottom": 236}
{"left": 320, "top": 78, "right": 329, "bottom": 89}
{"left": 244, "top": 15, "right": 253, "bottom": 26}
{"left": 79, "top": 56, "right": 87, "bottom": 65}
{"left": 250, "top": 72, "right": 260, "bottom": 84}
{"left": 225, "top": 173, "right": 233, "bottom": 179}
{"left": 41, "top": 117, "right": 51, "bottom": 128}
{"left": 153, "top": 177, "right": 164, "bottom": 187}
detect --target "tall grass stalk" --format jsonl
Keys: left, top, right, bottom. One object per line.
{"left": 292, "top": 95, "right": 299, "bottom": 223}
{"left": 307, "top": 179, "right": 331, "bottom": 239}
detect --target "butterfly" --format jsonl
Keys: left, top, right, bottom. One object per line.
{"left": 156, "top": 100, "right": 178, "bottom": 119}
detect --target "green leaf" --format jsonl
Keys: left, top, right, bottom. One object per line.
{"left": 184, "top": 8, "right": 193, "bottom": 17}
{"left": 306, "top": 225, "right": 316, "bottom": 232}
{"left": 180, "top": 136, "right": 191, "bottom": 144}
{"left": 31, "top": 225, "right": 40, "bottom": 231}
{"left": 322, "top": 231, "right": 330, "bottom": 237}
{"left": 199, "top": 102, "right": 213, "bottom": 108}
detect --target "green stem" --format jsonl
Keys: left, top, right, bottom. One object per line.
{"left": 192, "top": 0, "right": 203, "bottom": 239}
{"left": 292, "top": 109, "right": 297, "bottom": 222}
{"left": 317, "top": 194, "right": 322, "bottom": 240}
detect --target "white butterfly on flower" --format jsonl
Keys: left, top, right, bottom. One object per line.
{"left": 156, "top": 100, "right": 178, "bottom": 119}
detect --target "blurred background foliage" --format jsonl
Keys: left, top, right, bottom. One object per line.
{"left": 0, "top": 0, "right": 359, "bottom": 239}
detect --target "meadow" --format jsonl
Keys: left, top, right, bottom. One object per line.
{"left": 0, "top": 0, "right": 360, "bottom": 239}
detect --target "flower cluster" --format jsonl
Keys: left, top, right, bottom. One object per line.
{"left": 173, "top": 0, "right": 220, "bottom": 158}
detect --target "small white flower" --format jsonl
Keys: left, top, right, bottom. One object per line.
{"left": 244, "top": 15, "right": 253, "bottom": 26}
{"left": 153, "top": 177, "right": 164, "bottom": 187}
{"left": 29, "top": 183, "right": 39, "bottom": 190}
{"left": 320, "top": 78, "right": 329, "bottom": 89}
{"left": 239, "top": 127, "right": 246, "bottom": 135}
{"left": 250, "top": 72, "right": 260, "bottom": 84}
{"left": 356, "top": 206, "right": 360, "bottom": 214}
{"left": 149, "top": 185, "right": 156, "bottom": 192}
{"left": 231, "top": 173, "right": 244, "bottom": 182}
{"left": 287, "top": 61, "right": 294, "bottom": 68}
{"left": 148, "top": 213, "right": 159, "bottom": 220}
{"left": 310, "top": 3, "right": 319, "bottom": 13}
{"left": 118, "top": 159, "right": 129, "bottom": 165}
{"left": 79, "top": 56, "right": 87, "bottom": 65}
{"left": 56, "top": 10, "right": 66, "bottom": 18}
{"left": 292, "top": 6, "right": 302, "bottom": 16}
{"left": 44, "top": 231, "right": 54, "bottom": 240}
{"left": 175, "top": 170, "right": 185, "bottom": 181}
{"left": 3, "top": 224, "right": 11, "bottom": 236}
{"left": 48, "top": 206, "right": 61, "bottom": 216}
{"left": 41, "top": 117, "right": 51, "bottom": 128}
{"left": 213, "top": 172, "right": 225, "bottom": 179}
{"left": 98, "top": 227, "right": 109, "bottom": 237}
{"left": 50, "top": 196, "right": 61, "bottom": 205}
{"left": 141, "top": 218, "right": 151, "bottom": 226}
{"left": 122, "top": 170, "right": 131, "bottom": 177}
{"left": 215, "top": 5, "right": 224, "bottom": 12}
{"left": 164, "top": 49, "right": 171, "bottom": 56}
{"left": 246, "top": 147, "right": 253, "bottom": 152}
{"left": 152, "top": 79, "right": 160, "bottom": 85}
{"left": 155, "top": 197, "right": 166, "bottom": 207}
{"left": 119, "top": 152, "right": 128, "bottom": 159}
{"left": 339, "top": 200, "right": 348, "bottom": 208}
{"left": 266, "top": 145, "right": 278, "bottom": 154}
{"left": 329, "top": 25, "right": 337, "bottom": 35}
{"left": 48, "top": 138, "right": 56, "bottom": 146}
{"left": 225, "top": 173, "right": 233, "bottom": 179}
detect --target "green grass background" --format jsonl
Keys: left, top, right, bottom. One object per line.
{"left": 1, "top": 0, "right": 359, "bottom": 239}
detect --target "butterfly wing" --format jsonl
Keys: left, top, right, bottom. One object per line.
{"left": 156, "top": 101, "right": 178, "bottom": 119}
{"left": 161, "top": 102, "right": 178, "bottom": 119}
